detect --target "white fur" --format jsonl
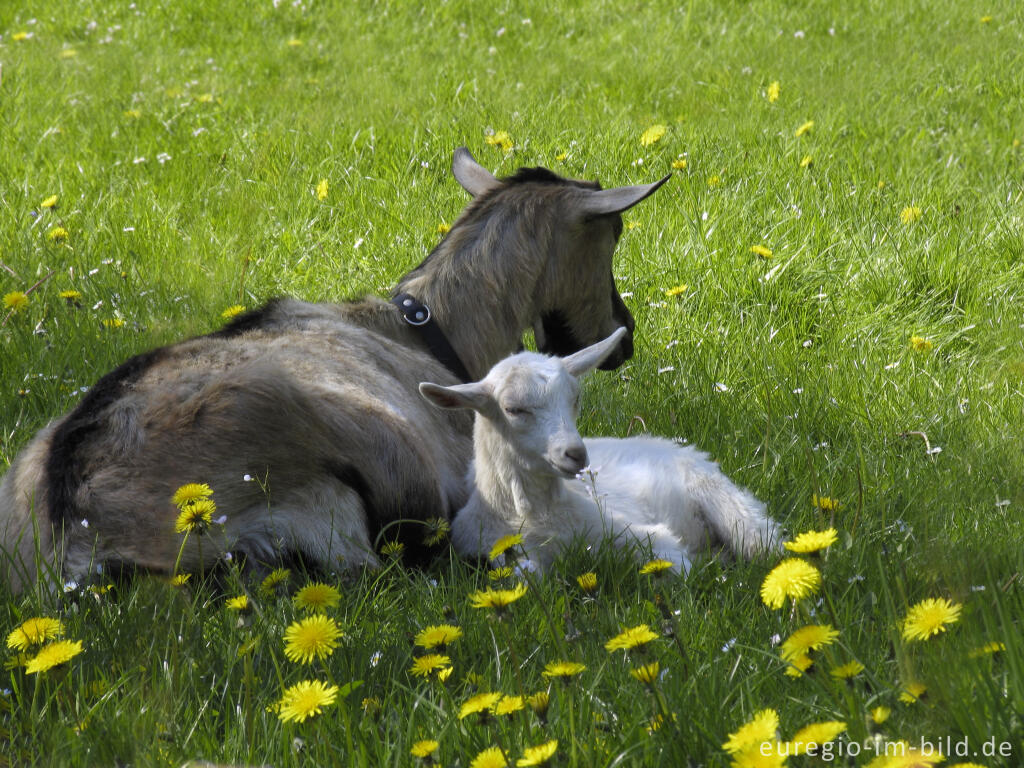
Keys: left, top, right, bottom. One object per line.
{"left": 420, "top": 329, "right": 781, "bottom": 573}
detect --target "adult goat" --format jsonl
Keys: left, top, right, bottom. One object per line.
{"left": 420, "top": 329, "right": 781, "bottom": 573}
{"left": 0, "top": 148, "right": 669, "bottom": 592}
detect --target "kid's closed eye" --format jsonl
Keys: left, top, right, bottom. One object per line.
{"left": 503, "top": 405, "right": 530, "bottom": 417}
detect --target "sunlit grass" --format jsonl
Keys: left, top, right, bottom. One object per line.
{"left": 2, "top": 0, "right": 1023, "bottom": 765}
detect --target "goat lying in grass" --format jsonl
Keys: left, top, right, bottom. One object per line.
{"left": 420, "top": 329, "right": 781, "bottom": 573}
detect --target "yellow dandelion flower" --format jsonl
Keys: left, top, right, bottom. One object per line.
{"left": 980, "top": 15, "right": 993, "bottom": 23}
{"left": 605, "top": 624, "right": 659, "bottom": 652}
{"left": 639, "top": 558, "right": 674, "bottom": 575}
{"left": 629, "top": 661, "right": 660, "bottom": 685}
{"left": 174, "top": 499, "right": 215, "bottom": 534}
{"left": 900, "top": 205, "right": 923, "bottom": 223}
{"left": 7, "top": 617, "right": 64, "bottom": 651}
{"left": 968, "top": 640, "right": 1006, "bottom": 658}
{"left": 437, "top": 665, "right": 453, "bottom": 682}
{"left": 287, "top": 38, "right": 303, "bottom": 47}
{"left": 489, "top": 533, "right": 523, "bottom": 560}
{"left": 909, "top": 335, "right": 933, "bottom": 352}
{"left": 949, "top": 764, "right": 987, "bottom": 768}
{"left": 830, "top": 660, "right": 865, "bottom": 679}
{"left": 517, "top": 740, "right": 558, "bottom": 766}
{"left": 410, "top": 653, "right": 452, "bottom": 677}
{"left": 899, "top": 681, "right": 927, "bottom": 704}
{"left": 3, "top": 291, "right": 30, "bottom": 312}
{"left": 284, "top": 615, "right": 342, "bottom": 663}
{"left": 221, "top": 304, "right": 245, "bottom": 320}
{"left": 423, "top": 517, "right": 450, "bottom": 545}
{"left": 48, "top": 229, "right": 69, "bottom": 244}
{"left": 24, "top": 640, "right": 83, "bottom": 674}
{"left": 459, "top": 691, "right": 502, "bottom": 719}
{"left": 729, "top": 745, "right": 787, "bottom": 767}
{"left": 493, "top": 695, "right": 525, "bottom": 715}
{"left": 102, "top": 317, "right": 124, "bottom": 329}
{"left": 672, "top": 157, "right": 687, "bottom": 170}
{"left": 225, "top": 594, "right": 251, "bottom": 612}
{"left": 411, "top": 740, "right": 439, "bottom": 758}
{"left": 172, "top": 483, "right": 213, "bottom": 508}
{"left": 707, "top": 174, "right": 721, "bottom": 187}
{"left": 169, "top": 573, "right": 191, "bottom": 587}
{"left": 664, "top": 284, "right": 688, "bottom": 297}
{"left": 259, "top": 567, "right": 291, "bottom": 596}
{"left": 470, "top": 746, "right": 507, "bottom": 768}
{"left": 316, "top": 178, "right": 329, "bottom": 201}
{"left": 795, "top": 120, "right": 814, "bottom": 137}
{"left": 766, "top": 80, "right": 780, "bottom": 102}
{"left": 381, "top": 540, "right": 405, "bottom": 558}
{"left": 870, "top": 705, "right": 890, "bottom": 724}
{"left": 468, "top": 583, "right": 527, "bottom": 610}
{"left": 541, "top": 660, "right": 586, "bottom": 679}
{"left": 12, "top": 32, "right": 31, "bottom": 41}
{"left": 196, "top": 93, "right": 214, "bottom": 103}
{"left": 41, "top": 195, "right": 58, "bottom": 209}
{"left": 784, "top": 653, "right": 813, "bottom": 677}
{"left": 174, "top": 499, "right": 214, "bottom": 533}
{"left": 576, "top": 572, "right": 598, "bottom": 593}
{"left": 800, "top": 155, "right": 813, "bottom": 168}
{"left": 640, "top": 124, "right": 667, "bottom": 147}
{"left": 527, "top": 691, "right": 549, "bottom": 716}
{"left": 485, "top": 131, "right": 514, "bottom": 153}
{"left": 760, "top": 558, "right": 821, "bottom": 609}
{"left": 277, "top": 679, "right": 338, "bottom": 723}
{"left": 293, "top": 581, "right": 342, "bottom": 613}
{"left": 59, "top": 49, "right": 77, "bottom": 59}
{"left": 626, "top": 219, "right": 641, "bottom": 230}
{"left": 59, "top": 289, "right": 82, "bottom": 301}
{"left": 488, "top": 566, "right": 514, "bottom": 580}
{"left": 723, "top": 708, "right": 779, "bottom": 754}
{"left": 786, "top": 721, "right": 846, "bottom": 755}
{"left": 750, "top": 244, "right": 773, "bottom": 259}
{"left": 784, "top": 528, "right": 838, "bottom": 554}
{"left": 902, "top": 597, "right": 961, "bottom": 642}
{"left": 415, "top": 624, "right": 463, "bottom": 649}
{"left": 812, "top": 494, "right": 839, "bottom": 511}
{"left": 436, "top": 221, "right": 451, "bottom": 234}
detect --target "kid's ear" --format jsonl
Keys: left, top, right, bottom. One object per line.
{"left": 562, "top": 327, "right": 629, "bottom": 378}
{"left": 419, "top": 381, "right": 492, "bottom": 412}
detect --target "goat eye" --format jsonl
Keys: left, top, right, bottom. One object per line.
{"left": 504, "top": 406, "right": 529, "bottom": 418}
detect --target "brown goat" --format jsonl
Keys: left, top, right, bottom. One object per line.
{"left": 0, "top": 148, "right": 668, "bottom": 592}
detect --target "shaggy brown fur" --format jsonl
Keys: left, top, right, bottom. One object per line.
{"left": 0, "top": 148, "right": 669, "bottom": 592}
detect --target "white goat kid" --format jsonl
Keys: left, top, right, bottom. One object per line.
{"left": 420, "top": 328, "right": 780, "bottom": 574}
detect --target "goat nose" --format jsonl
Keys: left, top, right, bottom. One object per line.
{"left": 563, "top": 445, "right": 588, "bottom": 470}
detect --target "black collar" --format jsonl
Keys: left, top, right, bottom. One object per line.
{"left": 391, "top": 293, "right": 473, "bottom": 383}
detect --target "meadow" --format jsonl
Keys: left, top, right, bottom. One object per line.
{"left": 2, "top": 0, "right": 1023, "bottom": 765}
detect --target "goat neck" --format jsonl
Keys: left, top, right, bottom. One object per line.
{"left": 470, "top": 416, "right": 567, "bottom": 525}
{"left": 395, "top": 202, "right": 550, "bottom": 381}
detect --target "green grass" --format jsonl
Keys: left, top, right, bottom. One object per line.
{"left": 2, "top": 1, "right": 1024, "bottom": 765}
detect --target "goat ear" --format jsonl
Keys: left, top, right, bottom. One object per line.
{"left": 419, "top": 380, "right": 491, "bottom": 412}
{"left": 578, "top": 174, "right": 671, "bottom": 216}
{"left": 452, "top": 147, "right": 499, "bottom": 197}
{"left": 563, "top": 327, "right": 629, "bottom": 377}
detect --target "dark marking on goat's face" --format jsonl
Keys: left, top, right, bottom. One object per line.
{"left": 601, "top": 282, "right": 634, "bottom": 370}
